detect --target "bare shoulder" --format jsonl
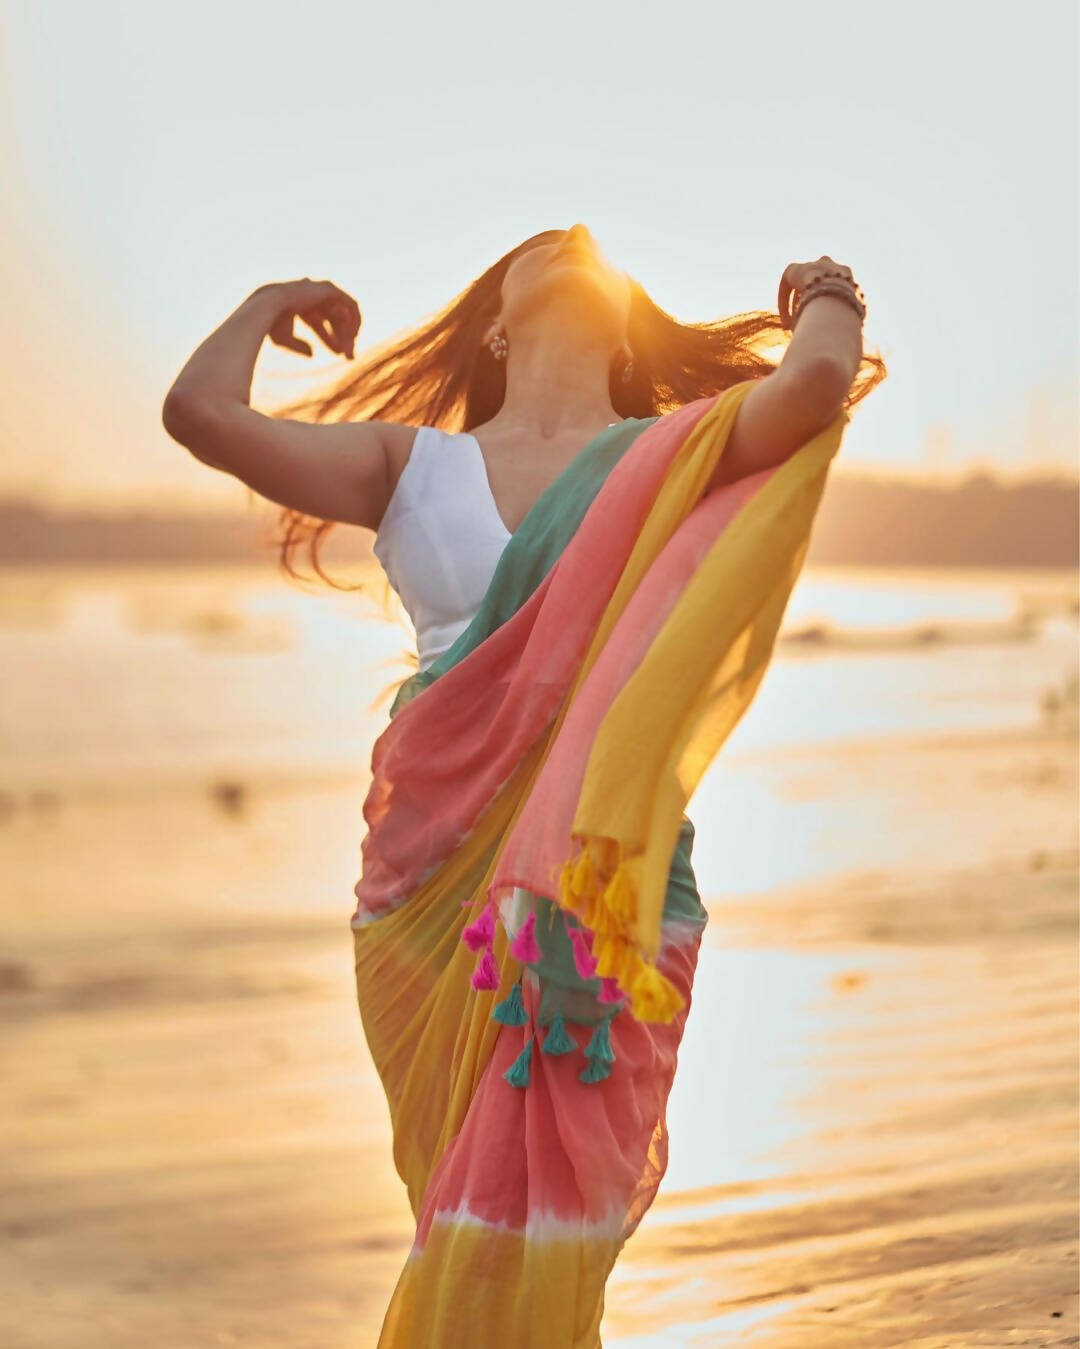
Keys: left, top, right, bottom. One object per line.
{"left": 708, "top": 364, "right": 848, "bottom": 492}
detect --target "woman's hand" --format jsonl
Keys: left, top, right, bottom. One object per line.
{"left": 777, "top": 255, "right": 857, "bottom": 331}
{"left": 255, "top": 278, "right": 363, "bottom": 359}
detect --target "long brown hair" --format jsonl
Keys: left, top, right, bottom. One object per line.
{"left": 268, "top": 228, "right": 887, "bottom": 587}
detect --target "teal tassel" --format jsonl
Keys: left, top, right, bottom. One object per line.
{"left": 584, "top": 1018, "right": 615, "bottom": 1066}
{"left": 579, "top": 1054, "right": 612, "bottom": 1084}
{"left": 541, "top": 1011, "right": 578, "bottom": 1056}
{"left": 492, "top": 980, "right": 528, "bottom": 1027}
{"left": 503, "top": 1036, "right": 534, "bottom": 1088}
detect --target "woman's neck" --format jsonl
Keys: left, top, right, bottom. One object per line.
{"left": 491, "top": 314, "right": 623, "bottom": 439}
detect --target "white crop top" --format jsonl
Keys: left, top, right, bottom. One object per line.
{"left": 373, "top": 424, "right": 617, "bottom": 671}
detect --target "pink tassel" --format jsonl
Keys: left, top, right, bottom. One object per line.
{"left": 569, "top": 926, "right": 598, "bottom": 979}
{"left": 509, "top": 909, "right": 540, "bottom": 963}
{"left": 470, "top": 946, "right": 500, "bottom": 990}
{"left": 598, "top": 975, "right": 625, "bottom": 1004}
{"left": 462, "top": 899, "right": 497, "bottom": 952}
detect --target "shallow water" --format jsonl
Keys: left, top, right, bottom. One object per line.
{"left": 1, "top": 562, "right": 1075, "bottom": 791}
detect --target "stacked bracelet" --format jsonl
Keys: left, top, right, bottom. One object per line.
{"left": 792, "top": 275, "right": 867, "bottom": 329}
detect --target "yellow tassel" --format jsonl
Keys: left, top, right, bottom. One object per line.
{"left": 587, "top": 902, "right": 620, "bottom": 937}
{"left": 575, "top": 892, "right": 594, "bottom": 921}
{"left": 591, "top": 935, "right": 616, "bottom": 979}
{"left": 629, "top": 962, "right": 686, "bottom": 1024}
{"left": 602, "top": 864, "right": 637, "bottom": 927}
{"left": 593, "top": 933, "right": 629, "bottom": 980}
{"left": 617, "top": 942, "right": 642, "bottom": 987}
{"left": 560, "top": 839, "right": 683, "bottom": 1024}
{"left": 558, "top": 859, "right": 588, "bottom": 917}
{"left": 570, "top": 846, "right": 596, "bottom": 898}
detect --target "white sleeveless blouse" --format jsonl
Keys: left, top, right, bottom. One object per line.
{"left": 373, "top": 424, "right": 617, "bottom": 672}
{"left": 373, "top": 426, "right": 516, "bottom": 671}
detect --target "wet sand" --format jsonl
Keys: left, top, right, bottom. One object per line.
{"left": 1, "top": 724, "right": 1076, "bottom": 1347}
{"left": 608, "top": 850, "right": 1078, "bottom": 1346}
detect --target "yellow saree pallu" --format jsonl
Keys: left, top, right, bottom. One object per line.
{"left": 351, "top": 380, "right": 850, "bottom": 1346}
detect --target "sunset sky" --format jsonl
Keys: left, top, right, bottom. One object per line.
{"left": 1, "top": 0, "right": 1076, "bottom": 511}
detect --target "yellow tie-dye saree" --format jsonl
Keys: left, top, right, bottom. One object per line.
{"left": 350, "top": 379, "right": 849, "bottom": 1346}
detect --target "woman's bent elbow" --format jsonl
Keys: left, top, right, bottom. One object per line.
{"left": 162, "top": 388, "right": 199, "bottom": 442}
{"left": 161, "top": 388, "right": 217, "bottom": 448}
{"left": 161, "top": 392, "right": 230, "bottom": 472}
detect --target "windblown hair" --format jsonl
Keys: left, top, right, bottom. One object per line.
{"left": 268, "top": 229, "right": 886, "bottom": 588}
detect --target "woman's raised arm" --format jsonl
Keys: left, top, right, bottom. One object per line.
{"left": 707, "top": 253, "right": 864, "bottom": 494}
{"left": 161, "top": 281, "right": 406, "bottom": 531}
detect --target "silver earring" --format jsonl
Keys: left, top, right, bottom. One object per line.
{"left": 620, "top": 356, "right": 634, "bottom": 384}
{"left": 489, "top": 331, "right": 508, "bottom": 361}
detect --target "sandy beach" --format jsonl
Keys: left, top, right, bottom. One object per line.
{"left": 2, "top": 562, "right": 1077, "bottom": 1345}
{"left": 2, "top": 714, "right": 1076, "bottom": 1348}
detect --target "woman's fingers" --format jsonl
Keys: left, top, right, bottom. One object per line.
{"left": 305, "top": 283, "right": 360, "bottom": 356}
{"left": 325, "top": 298, "right": 358, "bottom": 358}
{"left": 298, "top": 309, "right": 348, "bottom": 357}
{"left": 300, "top": 310, "right": 337, "bottom": 351}
{"left": 326, "top": 287, "right": 362, "bottom": 357}
{"left": 269, "top": 279, "right": 362, "bottom": 358}
{"left": 268, "top": 313, "right": 313, "bottom": 357}
{"left": 817, "top": 254, "right": 854, "bottom": 283}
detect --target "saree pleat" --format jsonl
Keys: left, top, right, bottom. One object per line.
{"left": 351, "top": 383, "right": 849, "bottom": 1346}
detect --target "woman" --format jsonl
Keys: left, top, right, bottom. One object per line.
{"left": 162, "top": 225, "right": 884, "bottom": 1346}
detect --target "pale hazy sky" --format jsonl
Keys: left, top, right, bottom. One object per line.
{"left": 1, "top": 0, "right": 1076, "bottom": 510}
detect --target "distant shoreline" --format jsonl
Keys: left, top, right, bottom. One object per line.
{"left": 2, "top": 469, "right": 1077, "bottom": 568}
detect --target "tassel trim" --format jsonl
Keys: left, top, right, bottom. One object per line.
{"left": 579, "top": 1054, "right": 612, "bottom": 1084}
{"left": 509, "top": 908, "right": 541, "bottom": 963}
{"left": 503, "top": 1035, "right": 534, "bottom": 1088}
{"left": 470, "top": 945, "right": 499, "bottom": 990}
{"left": 462, "top": 898, "right": 497, "bottom": 951}
{"left": 453, "top": 852, "right": 660, "bottom": 1085}
{"left": 557, "top": 837, "right": 686, "bottom": 1024}
{"left": 541, "top": 1011, "right": 578, "bottom": 1056}
{"left": 598, "top": 975, "right": 625, "bottom": 1004}
{"left": 492, "top": 978, "right": 528, "bottom": 1026}
{"left": 490, "top": 976, "right": 623, "bottom": 1089}
{"left": 499, "top": 1008, "right": 620, "bottom": 1088}
{"left": 584, "top": 1017, "right": 615, "bottom": 1066}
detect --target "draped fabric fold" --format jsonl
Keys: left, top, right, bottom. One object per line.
{"left": 351, "top": 380, "right": 849, "bottom": 1346}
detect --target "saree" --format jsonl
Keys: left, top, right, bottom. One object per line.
{"left": 351, "top": 379, "right": 849, "bottom": 1346}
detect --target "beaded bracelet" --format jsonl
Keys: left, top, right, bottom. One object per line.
{"left": 780, "top": 265, "right": 862, "bottom": 328}
{"left": 792, "top": 276, "right": 867, "bottom": 329}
